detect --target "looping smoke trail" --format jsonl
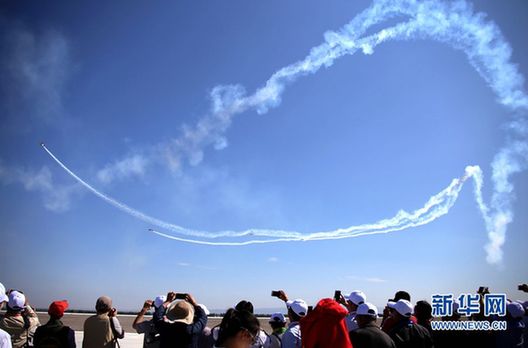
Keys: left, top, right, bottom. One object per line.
{"left": 160, "top": 0, "right": 527, "bottom": 262}
{"left": 43, "top": 0, "right": 527, "bottom": 262}
{"left": 42, "top": 141, "right": 486, "bottom": 246}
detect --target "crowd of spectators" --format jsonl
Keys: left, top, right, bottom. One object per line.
{"left": 1, "top": 281, "right": 526, "bottom": 348}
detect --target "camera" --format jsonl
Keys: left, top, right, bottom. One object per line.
{"left": 477, "top": 286, "right": 489, "bottom": 294}
{"left": 271, "top": 291, "right": 281, "bottom": 298}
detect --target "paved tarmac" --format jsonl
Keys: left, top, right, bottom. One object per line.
{"left": 0, "top": 312, "right": 276, "bottom": 347}
{"left": 36, "top": 311, "right": 274, "bottom": 333}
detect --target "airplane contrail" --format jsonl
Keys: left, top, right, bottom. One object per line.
{"left": 42, "top": 142, "right": 486, "bottom": 245}
{"left": 42, "top": 0, "right": 527, "bottom": 262}
{"left": 160, "top": 0, "right": 528, "bottom": 262}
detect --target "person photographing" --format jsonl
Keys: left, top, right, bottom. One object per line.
{"left": 153, "top": 292, "right": 207, "bottom": 348}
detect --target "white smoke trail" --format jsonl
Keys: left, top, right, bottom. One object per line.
{"left": 41, "top": 143, "right": 298, "bottom": 239}
{"left": 43, "top": 0, "right": 527, "bottom": 261}
{"left": 161, "top": 0, "right": 527, "bottom": 261}
{"left": 148, "top": 229, "right": 303, "bottom": 246}
{"left": 149, "top": 166, "right": 490, "bottom": 246}
{"left": 42, "top": 141, "right": 488, "bottom": 245}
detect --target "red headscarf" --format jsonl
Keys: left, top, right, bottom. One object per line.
{"left": 300, "top": 298, "right": 353, "bottom": 348}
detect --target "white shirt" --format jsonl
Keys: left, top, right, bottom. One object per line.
{"left": 251, "top": 329, "right": 271, "bottom": 348}
{"left": 281, "top": 322, "right": 301, "bottom": 348}
{"left": 0, "top": 328, "right": 12, "bottom": 348}
{"left": 346, "top": 312, "right": 359, "bottom": 331}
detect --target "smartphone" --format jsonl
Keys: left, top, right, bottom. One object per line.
{"left": 307, "top": 306, "right": 313, "bottom": 313}
{"left": 519, "top": 285, "right": 524, "bottom": 291}
{"left": 334, "top": 290, "right": 342, "bottom": 301}
{"left": 271, "top": 290, "right": 281, "bottom": 298}
{"left": 175, "top": 293, "right": 187, "bottom": 300}
{"left": 478, "top": 286, "right": 489, "bottom": 294}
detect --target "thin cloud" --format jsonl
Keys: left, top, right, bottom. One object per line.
{"left": 0, "top": 160, "right": 80, "bottom": 212}
{"left": 0, "top": 16, "right": 73, "bottom": 125}
{"left": 175, "top": 262, "right": 217, "bottom": 271}
{"left": 267, "top": 257, "right": 279, "bottom": 263}
{"left": 96, "top": 153, "right": 150, "bottom": 185}
{"left": 345, "top": 275, "right": 387, "bottom": 283}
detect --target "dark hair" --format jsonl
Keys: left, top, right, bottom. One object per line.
{"left": 216, "top": 309, "right": 260, "bottom": 346}
{"left": 415, "top": 300, "right": 432, "bottom": 320}
{"left": 269, "top": 321, "right": 286, "bottom": 330}
{"left": 357, "top": 314, "right": 376, "bottom": 325}
{"left": 235, "top": 300, "right": 254, "bottom": 314}
{"left": 392, "top": 291, "right": 411, "bottom": 302}
{"left": 6, "top": 304, "right": 24, "bottom": 313}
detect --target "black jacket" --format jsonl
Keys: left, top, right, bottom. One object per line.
{"left": 388, "top": 319, "right": 434, "bottom": 348}
{"left": 350, "top": 323, "right": 397, "bottom": 348}
{"left": 34, "top": 319, "right": 76, "bottom": 348}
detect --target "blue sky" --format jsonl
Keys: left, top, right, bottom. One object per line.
{"left": 1, "top": 0, "right": 527, "bottom": 313}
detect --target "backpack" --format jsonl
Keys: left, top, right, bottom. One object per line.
{"left": 35, "top": 326, "right": 70, "bottom": 348}
{"left": 37, "top": 335, "right": 63, "bottom": 348}
{"left": 270, "top": 332, "right": 282, "bottom": 347}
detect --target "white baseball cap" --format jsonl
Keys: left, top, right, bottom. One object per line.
{"left": 286, "top": 299, "right": 308, "bottom": 317}
{"left": 356, "top": 302, "right": 378, "bottom": 317}
{"left": 507, "top": 302, "right": 525, "bottom": 319}
{"left": 0, "top": 283, "right": 7, "bottom": 303}
{"left": 8, "top": 291, "right": 25, "bottom": 310}
{"left": 347, "top": 291, "right": 366, "bottom": 305}
{"left": 388, "top": 300, "right": 413, "bottom": 317}
{"left": 153, "top": 295, "right": 166, "bottom": 308}
{"left": 269, "top": 312, "right": 286, "bottom": 323}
